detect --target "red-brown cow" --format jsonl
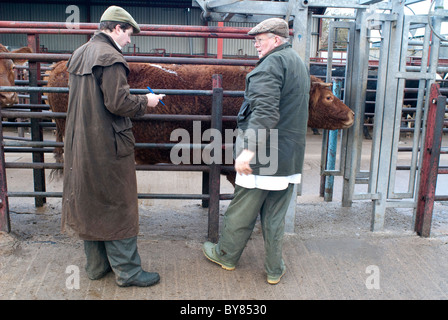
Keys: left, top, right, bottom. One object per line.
{"left": 0, "top": 44, "right": 32, "bottom": 107}
{"left": 46, "top": 61, "right": 354, "bottom": 183}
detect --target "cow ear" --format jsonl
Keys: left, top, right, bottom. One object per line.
{"left": 11, "top": 47, "right": 32, "bottom": 65}
{"left": 311, "top": 81, "right": 333, "bottom": 88}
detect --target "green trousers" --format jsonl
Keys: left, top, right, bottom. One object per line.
{"left": 216, "top": 183, "right": 294, "bottom": 277}
{"left": 83, "top": 236, "right": 143, "bottom": 286}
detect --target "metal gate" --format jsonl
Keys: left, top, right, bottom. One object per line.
{"left": 333, "top": 0, "right": 446, "bottom": 232}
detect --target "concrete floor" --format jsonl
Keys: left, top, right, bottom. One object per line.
{"left": 1, "top": 128, "right": 448, "bottom": 301}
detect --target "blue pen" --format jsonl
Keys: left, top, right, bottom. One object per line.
{"left": 147, "top": 86, "right": 165, "bottom": 106}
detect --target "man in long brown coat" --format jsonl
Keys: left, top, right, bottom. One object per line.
{"left": 61, "top": 6, "right": 165, "bottom": 287}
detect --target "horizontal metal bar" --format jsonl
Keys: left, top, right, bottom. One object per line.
{"left": 395, "top": 72, "right": 436, "bottom": 80}
{"left": 7, "top": 192, "right": 63, "bottom": 198}
{"left": 4, "top": 148, "right": 54, "bottom": 153}
{"left": 2, "top": 141, "right": 63, "bottom": 147}
{"left": 320, "top": 169, "right": 343, "bottom": 176}
{"left": 352, "top": 193, "right": 381, "bottom": 200}
{"left": 1, "top": 110, "right": 207, "bottom": 121}
{"left": 0, "top": 21, "right": 252, "bottom": 34}
{"left": 0, "top": 28, "right": 253, "bottom": 39}
{"left": 4, "top": 162, "right": 234, "bottom": 173}
{"left": 1, "top": 122, "right": 56, "bottom": 128}
{"left": 136, "top": 164, "right": 234, "bottom": 172}
{"left": 0, "top": 52, "right": 257, "bottom": 66}
{"left": 0, "top": 86, "right": 244, "bottom": 98}
{"left": 0, "top": 86, "right": 209, "bottom": 95}
{"left": 1, "top": 111, "right": 238, "bottom": 123}
{"left": 384, "top": 200, "right": 417, "bottom": 209}
{"left": 5, "top": 162, "right": 62, "bottom": 169}
{"left": 1, "top": 110, "right": 66, "bottom": 119}
{"left": 6, "top": 191, "right": 234, "bottom": 200}
{"left": 1, "top": 141, "right": 214, "bottom": 150}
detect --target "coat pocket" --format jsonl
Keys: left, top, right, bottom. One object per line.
{"left": 111, "top": 118, "right": 135, "bottom": 158}
{"left": 237, "top": 99, "right": 252, "bottom": 123}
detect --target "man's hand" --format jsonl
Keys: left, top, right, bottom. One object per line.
{"left": 235, "top": 149, "right": 255, "bottom": 175}
{"left": 146, "top": 93, "right": 165, "bottom": 107}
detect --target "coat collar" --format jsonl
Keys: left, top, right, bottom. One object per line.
{"left": 92, "top": 31, "right": 123, "bottom": 53}
{"left": 256, "top": 42, "right": 291, "bottom": 66}
{"left": 67, "top": 30, "right": 128, "bottom": 75}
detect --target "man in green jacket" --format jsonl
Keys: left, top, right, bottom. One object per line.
{"left": 61, "top": 6, "right": 165, "bottom": 287}
{"left": 203, "top": 18, "right": 310, "bottom": 285}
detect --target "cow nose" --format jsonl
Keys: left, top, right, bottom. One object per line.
{"left": 0, "top": 92, "right": 18, "bottom": 107}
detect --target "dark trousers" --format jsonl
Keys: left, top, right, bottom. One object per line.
{"left": 83, "top": 236, "right": 143, "bottom": 286}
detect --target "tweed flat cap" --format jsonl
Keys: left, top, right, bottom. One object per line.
{"left": 100, "top": 6, "right": 141, "bottom": 34}
{"left": 248, "top": 18, "right": 290, "bottom": 38}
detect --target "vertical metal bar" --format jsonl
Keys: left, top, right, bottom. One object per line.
{"left": 202, "top": 171, "right": 210, "bottom": 208}
{"left": 338, "top": 21, "right": 355, "bottom": 189}
{"left": 291, "top": 3, "right": 309, "bottom": 61}
{"left": 324, "top": 79, "right": 342, "bottom": 202}
{"left": 319, "top": 20, "right": 336, "bottom": 198}
{"left": 208, "top": 74, "right": 223, "bottom": 242}
{"left": 342, "top": 8, "right": 369, "bottom": 207}
{"left": 217, "top": 21, "right": 223, "bottom": 59}
{"left": 371, "top": 1, "right": 404, "bottom": 231}
{"left": 27, "top": 34, "right": 46, "bottom": 207}
{"left": 0, "top": 113, "right": 11, "bottom": 232}
{"left": 319, "top": 131, "right": 328, "bottom": 198}
{"left": 415, "top": 84, "right": 445, "bottom": 237}
{"left": 368, "top": 18, "right": 391, "bottom": 198}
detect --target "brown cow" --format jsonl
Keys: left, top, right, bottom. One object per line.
{"left": 46, "top": 61, "right": 354, "bottom": 183}
{"left": 0, "top": 44, "right": 32, "bottom": 107}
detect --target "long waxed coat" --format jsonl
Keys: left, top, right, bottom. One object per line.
{"left": 61, "top": 32, "right": 148, "bottom": 241}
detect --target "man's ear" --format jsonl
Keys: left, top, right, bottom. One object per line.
{"left": 113, "top": 24, "right": 122, "bottom": 34}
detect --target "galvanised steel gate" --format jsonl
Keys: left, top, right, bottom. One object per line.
{"left": 330, "top": 0, "right": 447, "bottom": 232}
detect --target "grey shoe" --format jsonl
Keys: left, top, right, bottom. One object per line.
{"left": 117, "top": 270, "right": 160, "bottom": 287}
{"left": 103, "top": 236, "right": 159, "bottom": 287}
{"left": 202, "top": 242, "right": 235, "bottom": 271}
{"left": 87, "top": 266, "right": 112, "bottom": 281}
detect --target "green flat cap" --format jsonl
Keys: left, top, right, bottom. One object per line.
{"left": 248, "top": 18, "right": 289, "bottom": 38}
{"left": 100, "top": 5, "right": 141, "bottom": 34}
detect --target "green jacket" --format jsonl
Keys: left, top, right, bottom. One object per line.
{"left": 235, "top": 43, "right": 310, "bottom": 176}
{"left": 61, "top": 32, "right": 148, "bottom": 240}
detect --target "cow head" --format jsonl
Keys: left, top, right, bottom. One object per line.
{"left": 308, "top": 75, "right": 354, "bottom": 130}
{"left": 0, "top": 44, "right": 32, "bottom": 107}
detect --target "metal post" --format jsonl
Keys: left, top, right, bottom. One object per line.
{"left": 342, "top": 8, "right": 370, "bottom": 207}
{"left": 291, "top": 1, "right": 309, "bottom": 62}
{"left": 27, "top": 34, "right": 46, "bottom": 207}
{"left": 414, "top": 84, "right": 446, "bottom": 237}
{"left": 202, "top": 171, "right": 210, "bottom": 208}
{"left": 0, "top": 112, "right": 11, "bottom": 232}
{"left": 324, "top": 79, "right": 342, "bottom": 202}
{"left": 208, "top": 74, "right": 223, "bottom": 242}
{"left": 285, "top": 1, "right": 309, "bottom": 234}
{"left": 370, "top": 5, "right": 404, "bottom": 231}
